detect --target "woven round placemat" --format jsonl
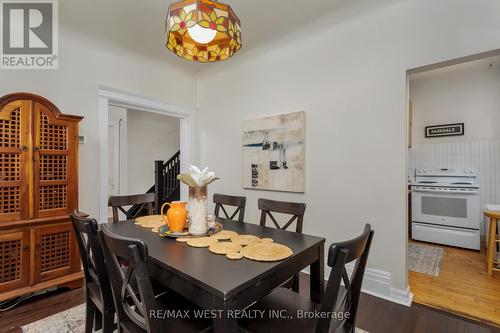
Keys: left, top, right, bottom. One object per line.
{"left": 259, "top": 238, "right": 274, "bottom": 243}
{"left": 135, "top": 215, "right": 166, "bottom": 233}
{"left": 226, "top": 252, "right": 243, "bottom": 260}
{"left": 209, "top": 242, "right": 242, "bottom": 255}
{"left": 210, "top": 230, "right": 238, "bottom": 241}
{"left": 176, "top": 237, "right": 189, "bottom": 243}
{"left": 231, "top": 235, "right": 260, "bottom": 246}
{"left": 187, "top": 237, "right": 218, "bottom": 248}
{"left": 242, "top": 242, "right": 293, "bottom": 262}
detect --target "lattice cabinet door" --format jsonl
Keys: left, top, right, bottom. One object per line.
{"left": 33, "top": 223, "right": 78, "bottom": 283}
{"left": 33, "top": 102, "right": 77, "bottom": 219}
{"left": 0, "top": 101, "right": 31, "bottom": 222}
{"left": 0, "top": 231, "right": 30, "bottom": 293}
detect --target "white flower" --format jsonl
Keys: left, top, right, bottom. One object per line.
{"left": 186, "top": 165, "right": 218, "bottom": 186}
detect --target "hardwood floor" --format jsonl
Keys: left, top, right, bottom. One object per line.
{"left": 0, "top": 288, "right": 85, "bottom": 333}
{"left": 1, "top": 273, "right": 499, "bottom": 333}
{"left": 409, "top": 240, "right": 500, "bottom": 326}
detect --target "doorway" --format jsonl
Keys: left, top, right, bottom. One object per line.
{"left": 406, "top": 51, "right": 500, "bottom": 325}
{"left": 98, "top": 86, "right": 195, "bottom": 223}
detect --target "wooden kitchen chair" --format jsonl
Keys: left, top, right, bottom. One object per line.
{"left": 108, "top": 193, "right": 155, "bottom": 223}
{"left": 239, "top": 224, "right": 374, "bottom": 333}
{"left": 258, "top": 198, "right": 306, "bottom": 233}
{"left": 213, "top": 193, "right": 246, "bottom": 222}
{"left": 98, "top": 224, "right": 212, "bottom": 333}
{"left": 258, "top": 198, "right": 306, "bottom": 292}
{"left": 70, "top": 211, "right": 115, "bottom": 333}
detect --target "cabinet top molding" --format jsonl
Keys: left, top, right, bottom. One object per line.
{"left": 0, "top": 93, "right": 83, "bottom": 122}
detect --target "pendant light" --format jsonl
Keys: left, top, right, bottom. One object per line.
{"left": 166, "top": 0, "right": 242, "bottom": 62}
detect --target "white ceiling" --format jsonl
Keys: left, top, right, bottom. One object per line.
{"left": 60, "top": 0, "right": 355, "bottom": 74}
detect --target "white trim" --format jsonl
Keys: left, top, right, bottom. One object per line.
{"left": 99, "top": 85, "right": 195, "bottom": 117}
{"left": 343, "top": 263, "right": 413, "bottom": 306}
{"left": 98, "top": 85, "right": 195, "bottom": 223}
{"left": 302, "top": 264, "right": 414, "bottom": 307}
{"left": 98, "top": 95, "right": 109, "bottom": 223}
{"left": 108, "top": 120, "right": 121, "bottom": 196}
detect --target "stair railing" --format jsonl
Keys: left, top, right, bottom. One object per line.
{"left": 154, "top": 150, "right": 180, "bottom": 213}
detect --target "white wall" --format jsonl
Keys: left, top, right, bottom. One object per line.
{"left": 196, "top": 0, "right": 500, "bottom": 292}
{"left": 127, "top": 110, "right": 180, "bottom": 195}
{"left": 0, "top": 2, "right": 197, "bottom": 220}
{"left": 411, "top": 58, "right": 500, "bottom": 145}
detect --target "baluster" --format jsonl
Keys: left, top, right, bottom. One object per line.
{"left": 154, "top": 160, "right": 165, "bottom": 214}
{"left": 164, "top": 164, "right": 170, "bottom": 197}
{"left": 168, "top": 162, "right": 172, "bottom": 193}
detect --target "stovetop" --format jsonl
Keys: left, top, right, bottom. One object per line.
{"left": 411, "top": 180, "right": 479, "bottom": 188}
{"left": 412, "top": 168, "right": 479, "bottom": 189}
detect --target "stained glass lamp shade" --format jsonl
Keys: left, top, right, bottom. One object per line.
{"left": 166, "top": 0, "right": 242, "bottom": 62}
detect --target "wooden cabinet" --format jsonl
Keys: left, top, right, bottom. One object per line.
{"left": 0, "top": 93, "right": 83, "bottom": 302}
{"left": 34, "top": 223, "right": 78, "bottom": 284}
{"left": 0, "top": 231, "right": 30, "bottom": 293}
{"left": 0, "top": 100, "right": 30, "bottom": 223}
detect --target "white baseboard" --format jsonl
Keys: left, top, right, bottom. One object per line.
{"left": 302, "top": 264, "right": 413, "bottom": 307}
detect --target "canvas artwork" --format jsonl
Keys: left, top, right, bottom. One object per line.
{"left": 242, "top": 111, "right": 305, "bottom": 192}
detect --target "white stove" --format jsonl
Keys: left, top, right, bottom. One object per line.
{"left": 411, "top": 168, "right": 480, "bottom": 250}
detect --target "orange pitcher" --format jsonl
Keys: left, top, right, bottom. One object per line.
{"left": 161, "top": 201, "right": 187, "bottom": 233}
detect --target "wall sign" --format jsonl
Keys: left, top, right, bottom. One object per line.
{"left": 425, "top": 123, "right": 464, "bottom": 138}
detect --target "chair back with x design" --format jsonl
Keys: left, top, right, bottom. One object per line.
{"left": 98, "top": 223, "right": 165, "bottom": 333}
{"left": 315, "top": 224, "right": 374, "bottom": 333}
{"left": 70, "top": 210, "right": 114, "bottom": 308}
{"left": 213, "top": 193, "right": 246, "bottom": 222}
{"left": 108, "top": 193, "right": 155, "bottom": 223}
{"left": 258, "top": 198, "right": 306, "bottom": 233}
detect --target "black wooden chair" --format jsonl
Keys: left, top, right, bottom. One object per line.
{"left": 98, "top": 224, "right": 212, "bottom": 333}
{"left": 239, "top": 224, "right": 374, "bottom": 333}
{"left": 108, "top": 193, "right": 155, "bottom": 223}
{"left": 213, "top": 193, "right": 246, "bottom": 222}
{"left": 258, "top": 198, "right": 306, "bottom": 291}
{"left": 258, "top": 198, "right": 306, "bottom": 233}
{"left": 70, "top": 211, "right": 115, "bottom": 333}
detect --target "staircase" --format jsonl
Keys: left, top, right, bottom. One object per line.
{"left": 127, "top": 150, "right": 180, "bottom": 217}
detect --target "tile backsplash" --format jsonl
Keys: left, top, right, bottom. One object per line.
{"left": 408, "top": 140, "right": 500, "bottom": 235}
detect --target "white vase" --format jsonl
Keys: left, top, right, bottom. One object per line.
{"left": 188, "top": 186, "right": 208, "bottom": 235}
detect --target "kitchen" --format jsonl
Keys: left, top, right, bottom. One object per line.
{"left": 407, "top": 54, "right": 500, "bottom": 325}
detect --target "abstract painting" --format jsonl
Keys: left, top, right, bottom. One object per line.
{"left": 242, "top": 111, "right": 305, "bottom": 192}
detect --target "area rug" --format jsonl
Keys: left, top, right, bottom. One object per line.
{"left": 22, "top": 303, "right": 88, "bottom": 333}
{"left": 408, "top": 243, "right": 444, "bottom": 277}
{"left": 22, "top": 304, "right": 369, "bottom": 332}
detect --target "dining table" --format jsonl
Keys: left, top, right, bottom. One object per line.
{"left": 105, "top": 218, "right": 325, "bottom": 333}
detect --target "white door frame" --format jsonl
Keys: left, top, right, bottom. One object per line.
{"left": 98, "top": 85, "right": 195, "bottom": 223}
{"left": 108, "top": 120, "right": 121, "bottom": 196}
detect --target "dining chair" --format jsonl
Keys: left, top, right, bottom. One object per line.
{"left": 258, "top": 198, "right": 306, "bottom": 291}
{"left": 98, "top": 224, "right": 212, "bottom": 333}
{"left": 213, "top": 193, "right": 246, "bottom": 222}
{"left": 108, "top": 193, "right": 155, "bottom": 223}
{"left": 239, "top": 224, "right": 374, "bottom": 333}
{"left": 258, "top": 198, "right": 306, "bottom": 233}
{"left": 70, "top": 211, "right": 115, "bottom": 333}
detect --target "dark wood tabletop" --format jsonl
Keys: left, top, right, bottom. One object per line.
{"left": 105, "top": 218, "right": 325, "bottom": 332}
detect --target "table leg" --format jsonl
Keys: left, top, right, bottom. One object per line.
{"left": 487, "top": 218, "right": 497, "bottom": 276}
{"left": 310, "top": 242, "right": 324, "bottom": 303}
{"left": 213, "top": 300, "right": 239, "bottom": 333}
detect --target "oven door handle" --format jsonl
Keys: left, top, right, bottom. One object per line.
{"left": 412, "top": 187, "right": 479, "bottom": 194}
